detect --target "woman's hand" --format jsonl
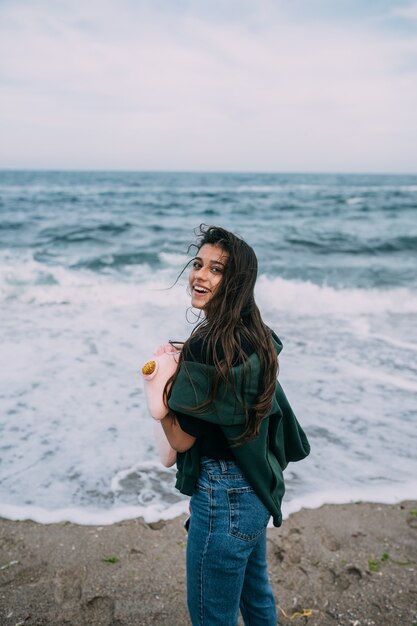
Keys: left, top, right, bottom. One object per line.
{"left": 160, "top": 412, "right": 196, "bottom": 453}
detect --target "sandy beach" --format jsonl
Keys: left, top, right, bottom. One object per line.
{"left": 1, "top": 500, "right": 416, "bottom": 626}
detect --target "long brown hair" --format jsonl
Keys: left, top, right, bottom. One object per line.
{"left": 166, "top": 225, "right": 278, "bottom": 443}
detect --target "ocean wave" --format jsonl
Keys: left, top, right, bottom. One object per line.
{"left": 110, "top": 461, "right": 180, "bottom": 506}
{"left": 371, "top": 235, "right": 417, "bottom": 253}
{"left": 256, "top": 276, "right": 417, "bottom": 316}
{"left": 282, "top": 480, "right": 417, "bottom": 519}
{"left": 0, "top": 254, "right": 186, "bottom": 308}
{"left": 344, "top": 363, "right": 417, "bottom": 392}
{"left": 39, "top": 222, "right": 134, "bottom": 240}
{"left": 1, "top": 255, "right": 416, "bottom": 315}
{"left": 1, "top": 481, "right": 416, "bottom": 526}
{"left": 285, "top": 234, "right": 417, "bottom": 255}
{"left": 0, "top": 501, "right": 189, "bottom": 526}
{"left": 1, "top": 169, "right": 417, "bottom": 527}
{"left": 0, "top": 220, "right": 25, "bottom": 231}
{"left": 72, "top": 251, "right": 161, "bottom": 271}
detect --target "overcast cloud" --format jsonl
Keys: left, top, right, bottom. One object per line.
{"left": 1, "top": 0, "right": 417, "bottom": 172}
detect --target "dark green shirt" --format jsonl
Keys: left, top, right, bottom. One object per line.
{"left": 168, "top": 332, "right": 311, "bottom": 527}
{"left": 173, "top": 334, "right": 256, "bottom": 460}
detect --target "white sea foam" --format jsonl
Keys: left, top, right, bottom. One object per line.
{"left": 345, "top": 363, "right": 417, "bottom": 393}
{"left": 368, "top": 333, "right": 417, "bottom": 352}
{"left": 0, "top": 501, "right": 189, "bottom": 526}
{"left": 2, "top": 254, "right": 416, "bottom": 317}
{"left": 1, "top": 482, "right": 416, "bottom": 527}
{"left": 256, "top": 275, "right": 417, "bottom": 316}
{"left": 0, "top": 253, "right": 187, "bottom": 309}
{"left": 158, "top": 252, "right": 190, "bottom": 267}
{"left": 1, "top": 251, "right": 416, "bottom": 526}
{"left": 281, "top": 481, "right": 417, "bottom": 520}
{"left": 1, "top": 170, "right": 416, "bottom": 526}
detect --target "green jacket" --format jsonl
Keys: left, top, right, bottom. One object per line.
{"left": 168, "top": 335, "right": 310, "bottom": 527}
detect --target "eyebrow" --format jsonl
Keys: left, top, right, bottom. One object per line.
{"left": 194, "top": 256, "right": 226, "bottom": 267}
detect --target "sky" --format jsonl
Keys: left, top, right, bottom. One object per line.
{"left": 1, "top": 0, "right": 417, "bottom": 172}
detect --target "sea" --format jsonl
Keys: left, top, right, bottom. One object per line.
{"left": 1, "top": 170, "right": 416, "bottom": 525}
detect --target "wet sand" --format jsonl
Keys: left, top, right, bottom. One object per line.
{"left": 1, "top": 500, "right": 416, "bottom": 625}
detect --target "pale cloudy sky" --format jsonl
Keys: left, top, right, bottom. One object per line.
{"left": 1, "top": 0, "right": 417, "bottom": 172}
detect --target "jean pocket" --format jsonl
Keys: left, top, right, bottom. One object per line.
{"left": 227, "top": 486, "right": 270, "bottom": 542}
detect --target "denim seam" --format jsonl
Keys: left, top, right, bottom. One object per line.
{"left": 228, "top": 486, "right": 253, "bottom": 493}
{"left": 209, "top": 473, "right": 246, "bottom": 481}
{"left": 198, "top": 485, "right": 213, "bottom": 626}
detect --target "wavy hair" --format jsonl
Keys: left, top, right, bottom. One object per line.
{"left": 166, "top": 225, "right": 278, "bottom": 443}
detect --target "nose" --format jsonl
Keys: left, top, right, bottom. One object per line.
{"left": 195, "top": 265, "right": 209, "bottom": 281}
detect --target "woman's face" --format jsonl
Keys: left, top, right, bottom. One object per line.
{"left": 189, "top": 243, "right": 228, "bottom": 310}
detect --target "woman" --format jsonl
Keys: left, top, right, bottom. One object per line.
{"left": 161, "top": 226, "right": 310, "bottom": 626}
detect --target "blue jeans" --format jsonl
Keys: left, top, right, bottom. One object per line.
{"left": 186, "top": 457, "right": 277, "bottom": 626}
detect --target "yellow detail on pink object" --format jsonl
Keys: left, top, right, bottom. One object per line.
{"left": 142, "top": 360, "right": 157, "bottom": 376}
{"left": 140, "top": 343, "right": 182, "bottom": 468}
{"left": 141, "top": 345, "right": 180, "bottom": 420}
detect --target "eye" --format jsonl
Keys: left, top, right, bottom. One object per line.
{"left": 211, "top": 266, "right": 222, "bottom": 273}
{"left": 192, "top": 261, "right": 202, "bottom": 269}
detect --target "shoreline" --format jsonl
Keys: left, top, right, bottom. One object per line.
{"left": 3, "top": 479, "right": 417, "bottom": 527}
{"left": 1, "top": 500, "right": 416, "bottom": 626}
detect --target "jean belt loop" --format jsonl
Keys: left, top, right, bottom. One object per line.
{"left": 219, "top": 459, "right": 227, "bottom": 473}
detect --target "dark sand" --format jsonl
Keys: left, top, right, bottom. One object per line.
{"left": 1, "top": 500, "right": 416, "bottom": 626}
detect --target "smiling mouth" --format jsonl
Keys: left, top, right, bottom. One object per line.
{"left": 193, "top": 285, "right": 210, "bottom": 294}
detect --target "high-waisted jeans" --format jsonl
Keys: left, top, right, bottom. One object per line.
{"left": 186, "top": 457, "right": 277, "bottom": 626}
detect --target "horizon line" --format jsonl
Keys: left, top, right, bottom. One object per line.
{"left": 1, "top": 167, "right": 416, "bottom": 176}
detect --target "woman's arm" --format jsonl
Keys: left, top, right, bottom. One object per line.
{"left": 160, "top": 412, "right": 196, "bottom": 453}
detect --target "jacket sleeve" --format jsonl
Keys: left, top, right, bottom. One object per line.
{"left": 268, "top": 381, "right": 310, "bottom": 469}
{"left": 168, "top": 360, "right": 248, "bottom": 425}
{"left": 218, "top": 381, "right": 310, "bottom": 471}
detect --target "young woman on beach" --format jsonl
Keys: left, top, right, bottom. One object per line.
{"left": 160, "top": 225, "right": 310, "bottom": 626}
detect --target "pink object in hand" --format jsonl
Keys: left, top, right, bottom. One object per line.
{"left": 141, "top": 343, "right": 181, "bottom": 467}
{"left": 141, "top": 343, "right": 181, "bottom": 420}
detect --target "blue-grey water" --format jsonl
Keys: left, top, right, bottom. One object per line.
{"left": 1, "top": 170, "right": 416, "bottom": 524}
